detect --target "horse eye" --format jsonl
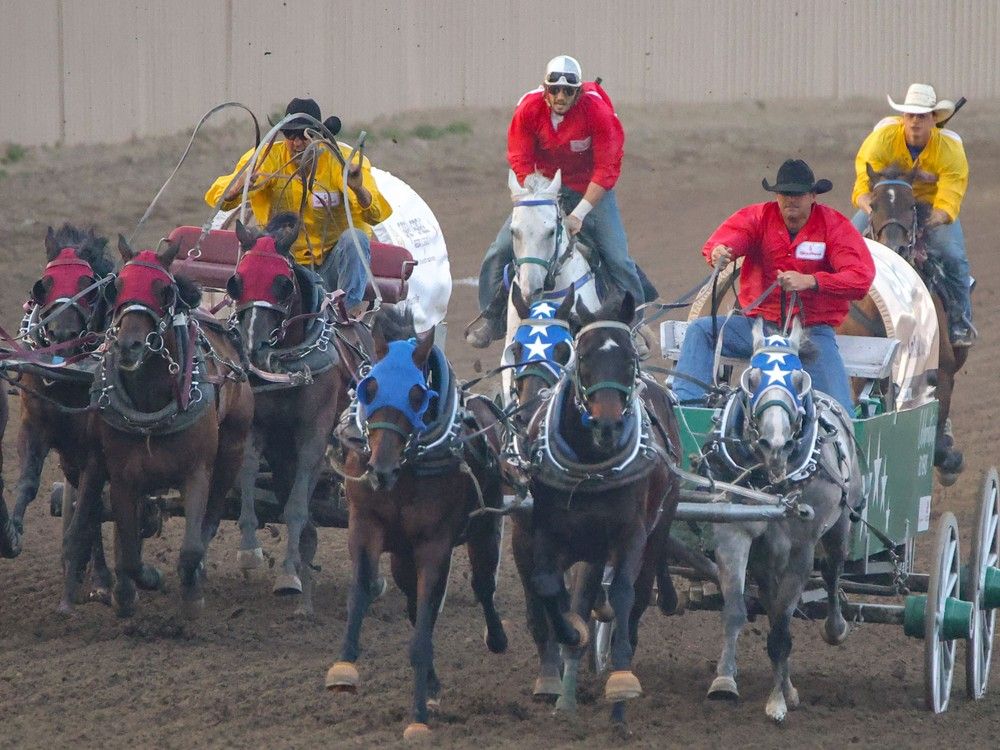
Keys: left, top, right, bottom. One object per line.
{"left": 364, "top": 379, "right": 378, "bottom": 403}
{"left": 511, "top": 227, "right": 522, "bottom": 240}
{"left": 408, "top": 385, "right": 424, "bottom": 410}
{"left": 555, "top": 342, "right": 570, "bottom": 363}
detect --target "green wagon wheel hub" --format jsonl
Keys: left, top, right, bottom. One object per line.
{"left": 965, "top": 467, "right": 1000, "bottom": 700}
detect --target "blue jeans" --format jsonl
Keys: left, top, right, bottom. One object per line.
{"left": 852, "top": 210, "right": 972, "bottom": 333}
{"left": 315, "top": 228, "right": 371, "bottom": 309}
{"left": 478, "top": 187, "right": 654, "bottom": 310}
{"left": 672, "top": 315, "right": 855, "bottom": 413}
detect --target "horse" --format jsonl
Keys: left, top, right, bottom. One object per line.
{"left": 501, "top": 170, "right": 602, "bottom": 400}
{"left": 701, "top": 318, "right": 860, "bottom": 722}
{"left": 61, "top": 236, "right": 254, "bottom": 618}
{"left": 226, "top": 214, "right": 347, "bottom": 615}
{"left": 324, "top": 309, "right": 508, "bottom": 741}
{"left": 1, "top": 225, "right": 116, "bottom": 604}
{"left": 838, "top": 163, "right": 966, "bottom": 483}
{"left": 511, "top": 291, "right": 680, "bottom": 733}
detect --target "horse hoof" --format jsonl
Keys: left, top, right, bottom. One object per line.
{"left": 604, "top": 670, "right": 642, "bottom": 701}
{"left": 370, "top": 576, "right": 389, "bottom": 599}
{"left": 237, "top": 547, "right": 264, "bottom": 571}
{"left": 138, "top": 565, "right": 164, "bottom": 592}
{"left": 822, "top": 617, "right": 849, "bottom": 645}
{"left": 273, "top": 574, "right": 303, "bottom": 596}
{"left": 88, "top": 588, "right": 113, "bottom": 607}
{"left": 766, "top": 696, "right": 788, "bottom": 724}
{"left": 592, "top": 602, "right": 615, "bottom": 623}
{"left": 483, "top": 624, "right": 508, "bottom": 654}
{"left": 181, "top": 597, "right": 205, "bottom": 620}
{"left": 426, "top": 697, "right": 441, "bottom": 713}
{"left": 707, "top": 676, "right": 739, "bottom": 701}
{"left": 533, "top": 676, "right": 562, "bottom": 701}
{"left": 325, "top": 661, "right": 359, "bottom": 692}
{"left": 402, "top": 722, "right": 431, "bottom": 741}
{"left": 938, "top": 470, "right": 961, "bottom": 488}
{"left": 56, "top": 599, "right": 77, "bottom": 618}
{"left": 564, "top": 612, "right": 590, "bottom": 649}
{"left": 554, "top": 695, "right": 577, "bottom": 713}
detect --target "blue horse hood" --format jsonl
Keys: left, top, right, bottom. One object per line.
{"left": 357, "top": 339, "right": 437, "bottom": 432}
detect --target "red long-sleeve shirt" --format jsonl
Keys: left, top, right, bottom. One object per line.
{"left": 703, "top": 202, "right": 874, "bottom": 327}
{"left": 507, "top": 83, "right": 624, "bottom": 193}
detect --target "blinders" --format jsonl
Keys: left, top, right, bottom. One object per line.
{"left": 32, "top": 249, "right": 100, "bottom": 320}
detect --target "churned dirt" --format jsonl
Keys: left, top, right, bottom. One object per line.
{"left": 2, "top": 99, "right": 1000, "bottom": 749}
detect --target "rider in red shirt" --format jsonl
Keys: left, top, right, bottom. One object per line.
{"left": 673, "top": 159, "right": 874, "bottom": 412}
{"left": 468, "top": 55, "right": 656, "bottom": 351}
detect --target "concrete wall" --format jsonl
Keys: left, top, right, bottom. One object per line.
{"left": 3, "top": 0, "right": 998, "bottom": 146}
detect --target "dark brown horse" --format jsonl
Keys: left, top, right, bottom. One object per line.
{"left": 839, "top": 163, "right": 967, "bottom": 482}
{"left": 227, "top": 214, "right": 347, "bottom": 615}
{"left": 2, "top": 225, "right": 115, "bottom": 604}
{"left": 325, "top": 310, "right": 507, "bottom": 741}
{"left": 511, "top": 292, "right": 680, "bottom": 733}
{"left": 62, "top": 237, "right": 254, "bottom": 618}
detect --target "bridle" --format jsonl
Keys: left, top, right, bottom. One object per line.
{"left": 571, "top": 320, "right": 639, "bottom": 417}
{"left": 870, "top": 178, "right": 919, "bottom": 256}
{"left": 511, "top": 197, "right": 570, "bottom": 291}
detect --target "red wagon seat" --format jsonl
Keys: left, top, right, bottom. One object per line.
{"left": 166, "top": 227, "right": 416, "bottom": 303}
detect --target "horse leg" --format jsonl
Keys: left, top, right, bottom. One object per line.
{"left": 404, "top": 539, "right": 453, "bottom": 739}
{"left": 603, "top": 525, "right": 646, "bottom": 730}
{"left": 59, "top": 459, "right": 107, "bottom": 615}
{"left": 274, "top": 441, "right": 325, "bottom": 596}
{"left": 81, "top": 481, "right": 113, "bottom": 606}
{"left": 761, "top": 542, "right": 811, "bottom": 724}
{"left": 236, "top": 433, "right": 264, "bottom": 572}
{"left": 707, "top": 524, "right": 753, "bottom": 701}
{"left": 295, "top": 522, "right": 318, "bottom": 618}
{"left": 555, "top": 563, "right": 602, "bottom": 714}
{"left": 511, "top": 518, "right": 561, "bottom": 701}
{"left": 819, "top": 510, "right": 851, "bottom": 645}
{"left": 328, "top": 513, "right": 384, "bottom": 692}
{"left": 177, "top": 468, "right": 212, "bottom": 619}
{"left": 6, "top": 421, "right": 49, "bottom": 557}
{"left": 465, "top": 511, "right": 508, "bottom": 654}
{"left": 108, "top": 480, "right": 144, "bottom": 619}
{"left": 531, "top": 527, "right": 584, "bottom": 648}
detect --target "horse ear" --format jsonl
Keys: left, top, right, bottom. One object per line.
{"left": 752, "top": 317, "right": 765, "bottom": 350}
{"left": 788, "top": 316, "right": 803, "bottom": 350}
{"left": 226, "top": 274, "right": 244, "bottom": 302}
{"left": 575, "top": 299, "right": 595, "bottom": 329}
{"left": 555, "top": 284, "right": 575, "bottom": 321}
{"left": 550, "top": 169, "right": 562, "bottom": 195}
{"left": 31, "top": 276, "right": 53, "bottom": 305}
{"left": 118, "top": 234, "right": 136, "bottom": 262}
{"left": 235, "top": 220, "right": 254, "bottom": 250}
{"left": 157, "top": 239, "right": 181, "bottom": 268}
{"left": 371, "top": 321, "right": 389, "bottom": 360}
{"left": 44, "top": 226, "right": 59, "bottom": 260}
{"left": 618, "top": 291, "right": 636, "bottom": 325}
{"left": 508, "top": 169, "right": 525, "bottom": 198}
{"left": 412, "top": 330, "right": 434, "bottom": 367}
{"left": 510, "top": 281, "right": 529, "bottom": 320}
{"left": 865, "top": 162, "right": 878, "bottom": 184}
{"left": 271, "top": 275, "right": 295, "bottom": 303}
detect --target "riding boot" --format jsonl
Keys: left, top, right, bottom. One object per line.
{"left": 465, "top": 284, "right": 508, "bottom": 349}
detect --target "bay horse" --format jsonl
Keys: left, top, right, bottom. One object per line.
{"left": 512, "top": 291, "right": 680, "bottom": 733}
{"left": 325, "top": 309, "right": 508, "bottom": 741}
{"left": 227, "top": 214, "right": 346, "bottom": 615}
{"left": 2, "top": 225, "right": 115, "bottom": 604}
{"left": 703, "top": 318, "right": 860, "bottom": 722}
{"left": 62, "top": 237, "right": 253, "bottom": 618}
{"left": 839, "top": 163, "right": 966, "bottom": 483}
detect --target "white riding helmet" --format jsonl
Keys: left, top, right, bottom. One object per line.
{"left": 544, "top": 55, "right": 583, "bottom": 88}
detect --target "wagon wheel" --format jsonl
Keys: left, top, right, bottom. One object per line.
{"left": 966, "top": 468, "right": 1000, "bottom": 699}
{"left": 592, "top": 618, "right": 615, "bottom": 675}
{"left": 925, "top": 512, "right": 962, "bottom": 713}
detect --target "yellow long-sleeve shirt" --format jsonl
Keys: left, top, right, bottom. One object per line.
{"left": 852, "top": 116, "right": 968, "bottom": 221}
{"left": 205, "top": 141, "right": 392, "bottom": 267}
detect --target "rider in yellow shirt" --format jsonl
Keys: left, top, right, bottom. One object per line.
{"left": 850, "top": 83, "right": 972, "bottom": 346}
{"left": 206, "top": 97, "right": 392, "bottom": 315}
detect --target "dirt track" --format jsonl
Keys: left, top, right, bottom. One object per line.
{"left": 2, "top": 100, "right": 1000, "bottom": 748}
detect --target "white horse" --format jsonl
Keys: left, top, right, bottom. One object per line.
{"left": 706, "top": 318, "right": 860, "bottom": 723}
{"left": 503, "top": 170, "right": 600, "bottom": 401}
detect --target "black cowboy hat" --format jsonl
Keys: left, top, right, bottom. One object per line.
{"left": 267, "top": 97, "right": 342, "bottom": 138}
{"left": 761, "top": 159, "right": 832, "bottom": 195}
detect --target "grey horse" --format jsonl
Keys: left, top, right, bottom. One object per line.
{"left": 705, "top": 317, "right": 861, "bottom": 722}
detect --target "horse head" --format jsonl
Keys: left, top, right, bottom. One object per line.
{"left": 741, "top": 318, "right": 811, "bottom": 483}
{"left": 571, "top": 291, "right": 638, "bottom": 452}
{"left": 356, "top": 310, "right": 436, "bottom": 491}
{"left": 867, "top": 162, "right": 935, "bottom": 262}
{"left": 107, "top": 235, "right": 190, "bottom": 373}
{"left": 30, "top": 224, "right": 112, "bottom": 346}
{"left": 505, "top": 281, "right": 576, "bottom": 427}
{"left": 508, "top": 169, "right": 570, "bottom": 299}
{"left": 227, "top": 213, "right": 301, "bottom": 363}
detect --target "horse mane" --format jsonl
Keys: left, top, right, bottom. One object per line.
{"left": 372, "top": 306, "right": 416, "bottom": 343}
{"left": 48, "top": 224, "right": 115, "bottom": 277}
{"left": 523, "top": 172, "right": 556, "bottom": 194}
{"left": 263, "top": 212, "right": 301, "bottom": 256}
{"left": 172, "top": 273, "right": 203, "bottom": 310}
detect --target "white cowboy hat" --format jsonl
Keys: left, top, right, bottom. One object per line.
{"left": 887, "top": 83, "right": 956, "bottom": 123}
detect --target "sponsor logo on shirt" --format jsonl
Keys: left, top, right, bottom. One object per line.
{"left": 795, "top": 241, "right": 826, "bottom": 260}
{"left": 569, "top": 137, "right": 592, "bottom": 153}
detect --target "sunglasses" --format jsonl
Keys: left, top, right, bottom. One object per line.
{"left": 545, "top": 71, "right": 581, "bottom": 86}
{"left": 545, "top": 85, "right": 579, "bottom": 98}
{"left": 281, "top": 129, "right": 308, "bottom": 140}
